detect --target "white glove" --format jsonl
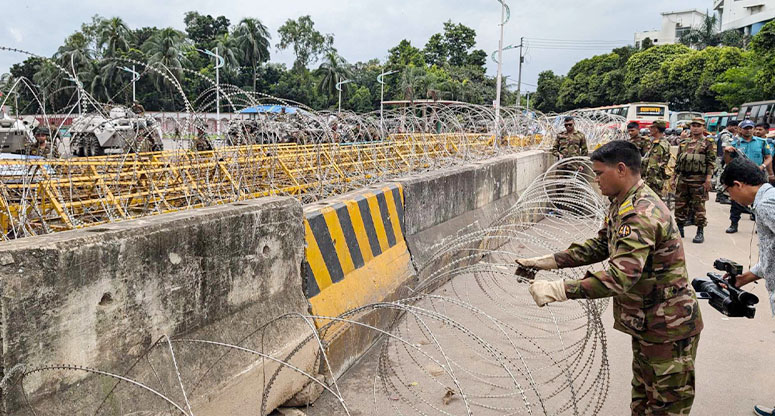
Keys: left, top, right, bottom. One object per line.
{"left": 515, "top": 255, "right": 558, "bottom": 270}
{"left": 528, "top": 280, "right": 568, "bottom": 307}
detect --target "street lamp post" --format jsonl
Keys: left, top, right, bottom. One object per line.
{"left": 378, "top": 70, "right": 399, "bottom": 139}
{"left": 335, "top": 79, "right": 354, "bottom": 114}
{"left": 120, "top": 65, "right": 140, "bottom": 103}
{"left": 494, "top": 0, "right": 510, "bottom": 145}
{"left": 197, "top": 48, "right": 225, "bottom": 137}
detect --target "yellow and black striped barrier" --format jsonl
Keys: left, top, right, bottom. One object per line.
{"left": 303, "top": 184, "right": 414, "bottom": 325}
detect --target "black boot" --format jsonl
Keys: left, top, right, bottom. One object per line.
{"left": 678, "top": 223, "right": 685, "bottom": 238}
{"left": 693, "top": 227, "right": 705, "bottom": 244}
{"left": 726, "top": 222, "right": 738, "bottom": 234}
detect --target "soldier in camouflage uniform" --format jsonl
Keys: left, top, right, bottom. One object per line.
{"left": 551, "top": 117, "right": 589, "bottom": 214}
{"left": 516, "top": 141, "right": 703, "bottom": 416}
{"left": 27, "top": 127, "right": 59, "bottom": 158}
{"left": 642, "top": 120, "right": 671, "bottom": 199}
{"left": 673, "top": 118, "right": 716, "bottom": 244}
{"left": 627, "top": 121, "right": 651, "bottom": 156}
{"left": 552, "top": 117, "right": 588, "bottom": 161}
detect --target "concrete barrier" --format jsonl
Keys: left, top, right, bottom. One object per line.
{"left": 0, "top": 197, "right": 314, "bottom": 414}
{"left": 398, "top": 150, "right": 553, "bottom": 273}
{"left": 0, "top": 150, "right": 554, "bottom": 414}
{"left": 301, "top": 184, "right": 415, "bottom": 377}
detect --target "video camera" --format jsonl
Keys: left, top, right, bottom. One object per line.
{"left": 692, "top": 258, "right": 759, "bottom": 319}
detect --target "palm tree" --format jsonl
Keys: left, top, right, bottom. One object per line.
{"left": 98, "top": 17, "right": 133, "bottom": 57}
{"left": 401, "top": 67, "right": 426, "bottom": 103}
{"left": 234, "top": 18, "right": 271, "bottom": 91}
{"left": 316, "top": 51, "right": 352, "bottom": 98}
{"left": 142, "top": 28, "right": 188, "bottom": 87}
{"left": 213, "top": 32, "right": 242, "bottom": 74}
{"left": 680, "top": 14, "right": 720, "bottom": 49}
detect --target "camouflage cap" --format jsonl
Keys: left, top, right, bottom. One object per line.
{"left": 651, "top": 120, "right": 667, "bottom": 129}
{"left": 689, "top": 117, "right": 706, "bottom": 126}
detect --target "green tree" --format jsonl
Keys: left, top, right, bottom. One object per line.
{"left": 641, "top": 37, "right": 654, "bottom": 50}
{"left": 183, "top": 11, "right": 230, "bottom": 47}
{"left": 422, "top": 21, "right": 484, "bottom": 68}
{"left": 277, "top": 15, "right": 334, "bottom": 70}
{"left": 750, "top": 20, "right": 775, "bottom": 96}
{"left": 234, "top": 18, "right": 271, "bottom": 91}
{"left": 423, "top": 33, "right": 447, "bottom": 66}
{"left": 400, "top": 66, "right": 426, "bottom": 102}
{"left": 142, "top": 27, "right": 188, "bottom": 100}
{"left": 711, "top": 58, "right": 763, "bottom": 109}
{"left": 97, "top": 17, "right": 133, "bottom": 57}
{"left": 624, "top": 44, "right": 692, "bottom": 101}
{"left": 387, "top": 40, "right": 425, "bottom": 68}
{"left": 533, "top": 70, "right": 563, "bottom": 112}
{"left": 347, "top": 86, "right": 373, "bottom": 112}
{"left": 316, "top": 51, "right": 352, "bottom": 99}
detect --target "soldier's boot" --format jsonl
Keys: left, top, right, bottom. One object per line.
{"left": 726, "top": 222, "right": 738, "bottom": 234}
{"left": 678, "top": 223, "right": 685, "bottom": 238}
{"left": 692, "top": 227, "right": 705, "bottom": 244}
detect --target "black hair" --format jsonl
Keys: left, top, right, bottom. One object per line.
{"left": 590, "top": 140, "right": 642, "bottom": 174}
{"left": 626, "top": 122, "right": 639, "bottom": 129}
{"left": 653, "top": 124, "right": 666, "bottom": 133}
{"left": 720, "top": 157, "right": 766, "bottom": 187}
{"left": 756, "top": 122, "right": 769, "bottom": 129}
{"left": 564, "top": 116, "right": 574, "bottom": 123}
{"left": 727, "top": 120, "right": 739, "bottom": 127}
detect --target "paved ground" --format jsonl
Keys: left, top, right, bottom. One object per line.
{"left": 298, "top": 193, "right": 772, "bottom": 415}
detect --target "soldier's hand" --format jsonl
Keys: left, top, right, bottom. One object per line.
{"left": 703, "top": 178, "right": 712, "bottom": 192}
{"left": 528, "top": 280, "right": 568, "bottom": 307}
{"left": 515, "top": 255, "right": 557, "bottom": 270}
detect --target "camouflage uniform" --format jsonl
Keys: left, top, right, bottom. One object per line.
{"left": 674, "top": 136, "right": 716, "bottom": 227}
{"left": 551, "top": 130, "right": 588, "bottom": 160}
{"left": 551, "top": 130, "right": 589, "bottom": 213}
{"left": 555, "top": 181, "right": 703, "bottom": 415}
{"left": 631, "top": 135, "right": 652, "bottom": 157}
{"left": 642, "top": 137, "right": 671, "bottom": 198}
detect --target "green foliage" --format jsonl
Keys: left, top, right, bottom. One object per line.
{"left": 532, "top": 70, "right": 563, "bottom": 113}
{"left": 13, "top": 14, "right": 518, "bottom": 113}
{"left": 422, "top": 21, "right": 486, "bottom": 71}
{"left": 277, "top": 15, "right": 334, "bottom": 71}
{"left": 624, "top": 44, "right": 692, "bottom": 101}
{"left": 183, "top": 12, "right": 230, "bottom": 47}
{"left": 387, "top": 40, "right": 425, "bottom": 69}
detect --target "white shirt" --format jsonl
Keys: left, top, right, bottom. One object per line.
{"left": 750, "top": 183, "right": 775, "bottom": 315}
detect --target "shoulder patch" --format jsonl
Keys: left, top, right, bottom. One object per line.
{"left": 617, "top": 224, "right": 632, "bottom": 238}
{"left": 618, "top": 199, "right": 634, "bottom": 216}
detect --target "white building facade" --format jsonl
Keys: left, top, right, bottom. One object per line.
{"left": 634, "top": 9, "right": 708, "bottom": 48}
{"left": 714, "top": 0, "right": 775, "bottom": 35}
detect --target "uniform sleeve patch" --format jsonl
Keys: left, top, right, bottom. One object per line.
{"left": 617, "top": 224, "right": 632, "bottom": 238}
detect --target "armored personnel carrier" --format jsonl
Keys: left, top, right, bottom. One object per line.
{"left": 69, "top": 106, "right": 163, "bottom": 156}
{"left": 0, "top": 113, "right": 37, "bottom": 154}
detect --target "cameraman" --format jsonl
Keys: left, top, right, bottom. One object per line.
{"left": 720, "top": 157, "right": 775, "bottom": 415}
{"left": 721, "top": 157, "right": 775, "bottom": 307}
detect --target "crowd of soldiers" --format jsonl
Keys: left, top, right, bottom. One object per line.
{"left": 553, "top": 116, "right": 718, "bottom": 244}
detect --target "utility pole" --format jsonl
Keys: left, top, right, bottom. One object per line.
{"left": 516, "top": 37, "right": 524, "bottom": 108}
{"left": 378, "top": 70, "right": 398, "bottom": 139}
{"left": 494, "top": 1, "right": 506, "bottom": 144}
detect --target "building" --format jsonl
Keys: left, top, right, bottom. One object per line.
{"left": 714, "top": 0, "right": 775, "bottom": 35}
{"left": 634, "top": 9, "right": 708, "bottom": 48}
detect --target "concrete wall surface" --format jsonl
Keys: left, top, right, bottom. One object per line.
{"left": 0, "top": 196, "right": 312, "bottom": 413}
{"left": 398, "top": 150, "right": 553, "bottom": 272}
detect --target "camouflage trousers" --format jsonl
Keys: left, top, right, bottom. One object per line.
{"left": 675, "top": 177, "right": 708, "bottom": 227}
{"left": 631, "top": 335, "right": 699, "bottom": 416}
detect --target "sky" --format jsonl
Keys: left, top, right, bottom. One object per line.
{"left": 1, "top": 0, "right": 712, "bottom": 93}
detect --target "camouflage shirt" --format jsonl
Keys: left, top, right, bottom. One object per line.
{"left": 631, "top": 135, "right": 651, "bottom": 156}
{"left": 642, "top": 137, "right": 671, "bottom": 196}
{"left": 675, "top": 136, "right": 716, "bottom": 178}
{"left": 552, "top": 130, "right": 588, "bottom": 159}
{"left": 555, "top": 181, "right": 703, "bottom": 343}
